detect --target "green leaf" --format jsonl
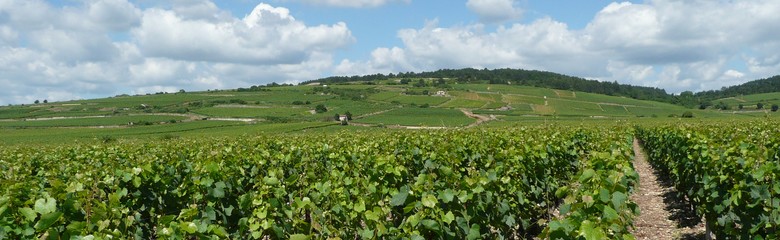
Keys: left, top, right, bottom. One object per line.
{"left": 612, "top": 191, "right": 627, "bottom": 210}
{"left": 467, "top": 224, "right": 480, "bottom": 240}
{"left": 603, "top": 205, "right": 619, "bottom": 221}
{"left": 439, "top": 189, "right": 455, "bottom": 203}
{"left": 290, "top": 234, "right": 310, "bottom": 240}
{"left": 559, "top": 203, "right": 571, "bottom": 215}
{"left": 263, "top": 177, "right": 280, "bottom": 186}
{"left": 34, "top": 197, "right": 56, "bottom": 215}
{"left": 390, "top": 186, "right": 409, "bottom": 207}
{"left": 181, "top": 222, "right": 197, "bottom": 234}
{"left": 19, "top": 207, "right": 37, "bottom": 222}
{"left": 354, "top": 200, "right": 366, "bottom": 212}
{"left": 579, "top": 169, "right": 596, "bottom": 182}
{"left": 599, "top": 188, "right": 610, "bottom": 203}
{"left": 365, "top": 209, "right": 380, "bottom": 222}
{"left": 211, "top": 226, "right": 228, "bottom": 237}
{"left": 34, "top": 211, "right": 63, "bottom": 231}
{"left": 421, "top": 194, "right": 438, "bottom": 208}
{"left": 421, "top": 219, "right": 439, "bottom": 230}
{"left": 212, "top": 182, "right": 225, "bottom": 198}
{"left": 442, "top": 211, "right": 455, "bottom": 224}
{"left": 555, "top": 186, "right": 569, "bottom": 198}
{"left": 578, "top": 220, "right": 606, "bottom": 239}
{"left": 360, "top": 229, "right": 375, "bottom": 239}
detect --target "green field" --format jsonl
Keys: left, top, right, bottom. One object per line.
{"left": 355, "top": 107, "right": 474, "bottom": 127}
{"left": 0, "top": 115, "right": 186, "bottom": 127}
{"left": 194, "top": 106, "right": 313, "bottom": 119}
{"left": 1, "top": 82, "right": 778, "bottom": 145}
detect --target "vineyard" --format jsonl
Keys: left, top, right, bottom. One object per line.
{"left": 3, "top": 120, "right": 779, "bottom": 239}
{"left": 636, "top": 121, "right": 780, "bottom": 239}
{"left": 0, "top": 126, "right": 638, "bottom": 239}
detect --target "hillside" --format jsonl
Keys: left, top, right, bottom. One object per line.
{"left": 304, "top": 68, "right": 674, "bottom": 103}
{"left": 0, "top": 79, "right": 768, "bottom": 144}
{"left": 306, "top": 68, "right": 780, "bottom": 110}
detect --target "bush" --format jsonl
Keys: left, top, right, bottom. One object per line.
{"left": 773, "top": 104, "right": 779, "bottom": 112}
{"left": 100, "top": 135, "right": 116, "bottom": 143}
{"left": 681, "top": 111, "right": 694, "bottom": 118}
{"left": 229, "top": 99, "right": 247, "bottom": 104}
{"left": 292, "top": 101, "right": 305, "bottom": 105}
{"left": 315, "top": 104, "right": 328, "bottom": 113}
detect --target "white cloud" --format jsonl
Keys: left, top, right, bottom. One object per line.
{"left": 133, "top": 3, "right": 353, "bottom": 65}
{"left": 86, "top": 0, "right": 142, "bottom": 31}
{"left": 291, "top": 0, "right": 410, "bottom": 8}
{"left": 169, "top": 0, "right": 232, "bottom": 22}
{"left": 466, "top": 0, "right": 522, "bottom": 23}
{"left": 0, "top": 1, "right": 355, "bottom": 105}
{"left": 341, "top": 0, "right": 780, "bottom": 94}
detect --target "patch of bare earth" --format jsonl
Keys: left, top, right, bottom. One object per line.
{"left": 631, "top": 138, "right": 706, "bottom": 240}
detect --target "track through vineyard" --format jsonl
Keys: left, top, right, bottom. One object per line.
{"left": 631, "top": 138, "right": 706, "bottom": 240}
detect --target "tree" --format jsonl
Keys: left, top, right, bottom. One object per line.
{"left": 34, "top": 100, "right": 39, "bottom": 104}
{"left": 758, "top": 102, "right": 764, "bottom": 109}
{"left": 345, "top": 111, "right": 353, "bottom": 120}
{"left": 738, "top": 104, "right": 743, "bottom": 110}
{"left": 773, "top": 104, "right": 779, "bottom": 112}
{"left": 315, "top": 104, "right": 327, "bottom": 113}
{"left": 715, "top": 101, "right": 729, "bottom": 110}
{"left": 414, "top": 79, "right": 426, "bottom": 87}
{"left": 333, "top": 113, "right": 341, "bottom": 121}
{"left": 43, "top": 99, "right": 48, "bottom": 104}
{"left": 681, "top": 111, "right": 694, "bottom": 118}
{"left": 400, "top": 78, "right": 411, "bottom": 84}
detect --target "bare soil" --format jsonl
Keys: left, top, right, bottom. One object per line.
{"left": 631, "top": 138, "right": 707, "bottom": 240}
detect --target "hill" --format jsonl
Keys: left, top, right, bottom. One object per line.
{"left": 0, "top": 79, "right": 768, "bottom": 145}
{"left": 303, "top": 68, "right": 675, "bottom": 103}
{"left": 305, "top": 68, "right": 780, "bottom": 110}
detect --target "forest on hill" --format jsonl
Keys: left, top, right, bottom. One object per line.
{"left": 303, "top": 68, "right": 780, "bottom": 109}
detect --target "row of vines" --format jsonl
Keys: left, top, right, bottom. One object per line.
{"left": 636, "top": 121, "right": 780, "bottom": 239}
{"left": 1, "top": 126, "right": 637, "bottom": 239}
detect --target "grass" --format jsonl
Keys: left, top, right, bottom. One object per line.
{"left": 0, "top": 115, "right": 187, "bottom": 127}
{"left": 385, "top": 95, "right": 451, "bottom": 106}
{"left": 355, "top": 107, "right": 474, "bottom": 127}
{"left": 0, "top": 120, "right": 244, "bottom": 145}
{"left": 194, "top": 106, "right": 312, "bottom": 119}
{"left": 439, "top": 99, "right": 486, "bottom": 108}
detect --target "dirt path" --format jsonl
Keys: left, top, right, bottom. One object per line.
{"left": 631, "top": 138, "right": 706, "bottom": 240}
{"left": 460, "top": 109, "right": 495, "bottom": 128}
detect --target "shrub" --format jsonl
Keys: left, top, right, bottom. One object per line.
{"left": 315, "top": 104, "right": 328, "bottom": 113}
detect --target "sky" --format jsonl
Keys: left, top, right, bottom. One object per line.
{"left": 1, "top": 0, "right": 780, "bottom": 105}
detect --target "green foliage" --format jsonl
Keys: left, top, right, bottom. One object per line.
{"left": 636, "top": 121, "right": 780, "bottom": 239}
{"left": 681, "top": 111, "right": 694, "bottom": 118}
{"left": 0, "top": 126, "right": 637, "bottom": 239}
{"left": 541, "top": 131, "right": 638, "bottom": 240}
{"left": 315, "top": 104, "right": 327, "bottom": 113}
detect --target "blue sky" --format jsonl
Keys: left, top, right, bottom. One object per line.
{"left": 0, "top": 0, "right": 779, "bottom": 105}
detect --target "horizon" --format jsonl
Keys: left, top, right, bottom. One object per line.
{"left": 1, "top": 0, "right": 779, "bottom": 105}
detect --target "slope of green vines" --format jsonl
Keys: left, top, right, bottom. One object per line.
{"left": 0, "top": 126, "right": 637, "bottom": 239}
{"left": 636, "top": 121, "right": 780, "bottom": 239}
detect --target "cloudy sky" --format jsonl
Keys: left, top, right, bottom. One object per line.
{"left": 1, "top": 0, "right": 779, "bottom": 105}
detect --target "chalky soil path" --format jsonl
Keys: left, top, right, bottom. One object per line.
{"left": 630, "top": 138, "right": 678, "bottom": 239}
